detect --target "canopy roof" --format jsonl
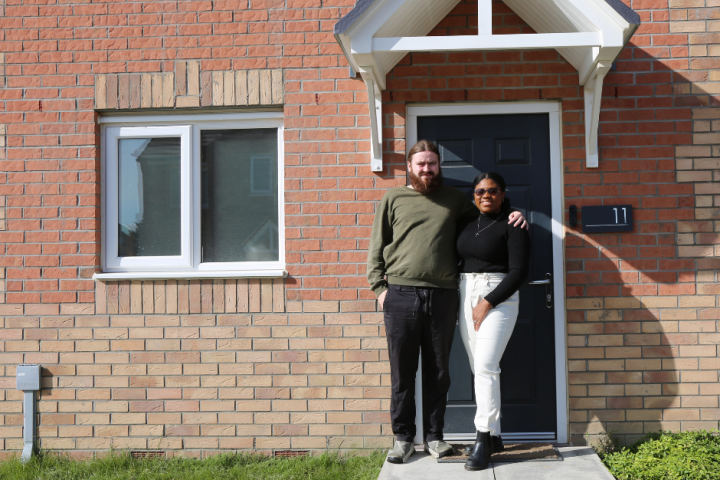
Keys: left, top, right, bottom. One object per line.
{"left": 334, "top": 0, "right": 639, "bottom": 88}
{"left": 333, "top": 0, "right": 640, "bottom": 170}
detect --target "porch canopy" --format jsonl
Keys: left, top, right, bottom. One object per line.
{"left": 334, "top": 0, "right": 640, "bottom": 170}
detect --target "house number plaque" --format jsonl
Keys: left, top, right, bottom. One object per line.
{"left": 582, "top": 205, "right": 633, "bottom": 233}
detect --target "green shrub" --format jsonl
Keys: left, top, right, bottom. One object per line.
{"left": 0, "top": 450, "right": 386, "bottom": 480}
{"left": 601, "top": 430, "right": 720, "bottom": 480}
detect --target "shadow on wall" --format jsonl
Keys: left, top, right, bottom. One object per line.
{"left": 563, "top": 46, "right": 720, "bottom": 447}
{"left": 565, "top": 227, "right": 681, "bottom": 447}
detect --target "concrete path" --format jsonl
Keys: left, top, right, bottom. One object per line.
{"left": 377, "top": 446, "right": 616, "bottom": 480}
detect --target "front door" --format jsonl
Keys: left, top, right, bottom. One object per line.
{"left": 417, "top": 113, "right": 557, "bottom": 440}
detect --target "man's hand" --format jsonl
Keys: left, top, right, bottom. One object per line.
{"left": 378, "top": 290, "right": 387, "bottom": 310}
{"left": 508, "top": 210, "right": 529, "bottom": 230}
{"left": 472, "top": 299, "right": 492, "bottom": 332}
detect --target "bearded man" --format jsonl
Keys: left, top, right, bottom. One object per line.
{"left": 367, "top": 140, "right": 526, "bottom": 464}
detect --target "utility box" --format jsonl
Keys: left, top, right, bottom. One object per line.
{"left": 16, "top": 364, "right": 41, "bottom": 391}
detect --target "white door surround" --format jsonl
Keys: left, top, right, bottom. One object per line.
{"left": 406, "top": 101, "right": 569, "bottom": 445}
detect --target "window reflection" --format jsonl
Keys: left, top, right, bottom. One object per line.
{"left": 118, "top": 137, "right": 181, "bottom": 257}
{"left": 200, "top": 129, "right": 278, "bottom": 262}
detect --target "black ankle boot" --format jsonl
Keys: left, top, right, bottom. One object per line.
{"left": 465, "top": 430, "right": 491, "bottom": 471}
{"left": 493, "top": 435, "right": 504, "bottom": 453}
{"left": 464, "top": 435, "right": 503, "bottom": 456}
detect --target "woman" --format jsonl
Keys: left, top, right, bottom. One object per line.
{"left": 456, "top": 172, "right": 531, "bottom": 471}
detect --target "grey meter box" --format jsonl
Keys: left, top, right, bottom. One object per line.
{"left": 16, "top": 364, "right": 41, "bottom": 391}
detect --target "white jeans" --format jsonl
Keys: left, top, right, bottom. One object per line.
{"left": 458, "top": 273, "right": 519, "bottom": 435}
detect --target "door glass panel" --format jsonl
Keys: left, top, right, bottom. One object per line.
{"left": 200, "top": 129, "right": 278, "bottom": 263}
{"left": 118, "top": 137, "right": 181, "bottom": 257}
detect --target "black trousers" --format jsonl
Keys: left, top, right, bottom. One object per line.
{"left": 383, "top": 284, "right": 458, "bottom": 443}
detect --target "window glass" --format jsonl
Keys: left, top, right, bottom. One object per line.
{"left": 251, "top": 155, "right": 273, "bottom": 195}
{"left": 118, "top": 137, "right": 181, "bottom": 257}
{"left": 200, "top": 129, "right": 278, "bottom": 262}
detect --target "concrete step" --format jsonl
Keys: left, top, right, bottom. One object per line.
{"left": 378, "top": 446, "right": 616, "bottom": 480}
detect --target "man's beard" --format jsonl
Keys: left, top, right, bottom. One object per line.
{"left": 408, "top": 169, "right": 443, "bottom": 195}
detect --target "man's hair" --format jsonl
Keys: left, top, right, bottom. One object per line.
{"left": 407, "top": 139, "right": 440, "bottom": 163}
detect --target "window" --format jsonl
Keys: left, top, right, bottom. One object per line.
{"left": 99, "top": 112, "right": 284, "bottom": 279}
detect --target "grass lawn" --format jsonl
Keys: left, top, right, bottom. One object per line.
{"left": 600, "top": 430, "right": 720, "bottom": 480}
{"left": 0, "top": 450, "right": 386, "bottom": 480}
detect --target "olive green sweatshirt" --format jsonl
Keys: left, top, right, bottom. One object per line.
{"left": 367, "top": 185, "right": 479, "bottom": 296}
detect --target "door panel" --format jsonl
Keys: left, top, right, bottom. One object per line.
{"left": 417, "top": 113, "right": 556, "bottom": 437}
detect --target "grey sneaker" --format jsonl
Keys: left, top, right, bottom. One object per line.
{"left": 387, "top": 440, "right": 415, "bottom": 464}
{"left": 424, "top": 440, "right": 454, "bottom": 458}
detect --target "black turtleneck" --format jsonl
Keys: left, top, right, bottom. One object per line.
{"left": 456, "top": 208, "right": 531, "bottom": 307}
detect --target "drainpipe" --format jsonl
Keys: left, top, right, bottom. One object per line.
{"left": 16, "top": 364, "right": 41, "bottom": 463}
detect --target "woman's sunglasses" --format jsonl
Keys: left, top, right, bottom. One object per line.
{"left": 474, "top": 188, "right": 500, "bottom": 196}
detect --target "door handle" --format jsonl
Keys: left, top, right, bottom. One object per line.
{"left": 529, "top": 273, "right": 552, "bottom": 309}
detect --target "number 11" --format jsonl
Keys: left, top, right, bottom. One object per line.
{"left": 613, "top": 207, "right": 628, "bottom": 224}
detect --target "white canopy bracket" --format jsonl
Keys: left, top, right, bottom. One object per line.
{"left": 584, "top": 61, "right": 613, "bottom": 169}
{"left": 359, "top": 66, "right": 383, "bottom": 172}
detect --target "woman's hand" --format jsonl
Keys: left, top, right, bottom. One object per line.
{"left": 508, "top": 211, "right": 529, "bottom": 230}
{"left": 472, "top": 299, "right": 493, "bottom": 331}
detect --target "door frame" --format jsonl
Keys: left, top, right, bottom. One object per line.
{"left": 406, "top": 101, "right": 569, "bottom": 444}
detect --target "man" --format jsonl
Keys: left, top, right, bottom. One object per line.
{"left": 367, "top": 140, "right": 526, "bottom": 464}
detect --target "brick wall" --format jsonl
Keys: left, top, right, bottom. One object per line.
{"left": 0, "top": 0, "right": 394, "bottom": 457}
{"left": 0, "top": 0, "right": 717, "bottom": 456}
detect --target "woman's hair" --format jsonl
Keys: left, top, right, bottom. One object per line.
{"left": 407, "top": 139, "right": 440, "bottom": 163}
{"left": 472, "top": 172, "right": 506, "bottom": 192}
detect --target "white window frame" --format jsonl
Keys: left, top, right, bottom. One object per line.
{"left": 97, "top": 111, "right": 285, "bottom": 280}
{"left": 105, "top": 125, "right": 193, "bottom": 271}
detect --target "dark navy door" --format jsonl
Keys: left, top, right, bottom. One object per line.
{"left": 417, "top": 113, "right": 556, "bottom": 438}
